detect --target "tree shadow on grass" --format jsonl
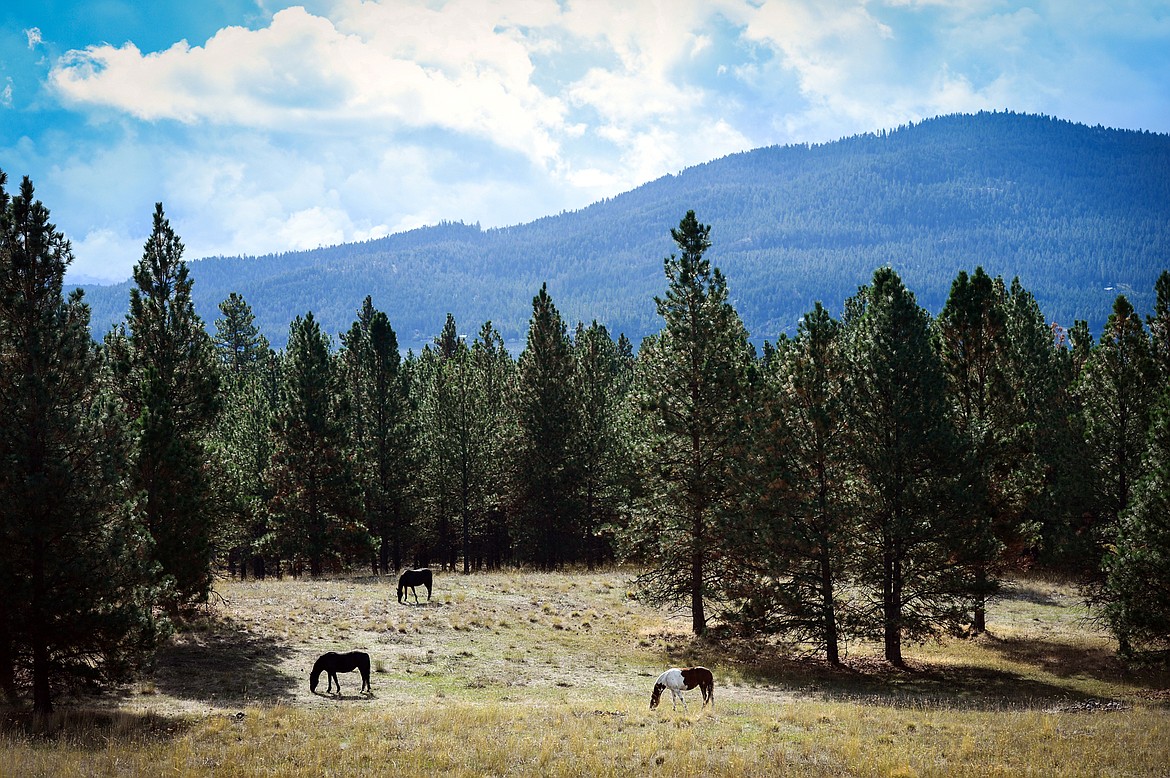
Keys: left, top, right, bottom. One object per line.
{"left": 150, "top": 615, "right": 299, "bottom": 706}
{"left": 658, "top": 633, "right": 1160, "bottom": 712}
{"left": 0, "top": 708, "right": 194, "bottom": 745}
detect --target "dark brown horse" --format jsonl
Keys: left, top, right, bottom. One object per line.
{"left": 650, "top": 667, "right": 714, "bottom": 710}
{"left": 310, "top": 651, "right": 371, "bottom": 695}
{"left": 397, "top": 568, "right": 433, "bottom": 604}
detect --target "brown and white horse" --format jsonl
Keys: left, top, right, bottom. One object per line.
{"left": 650, "top": 666, "right": 714, "bottom": 710}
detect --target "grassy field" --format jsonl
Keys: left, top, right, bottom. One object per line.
{"left": 3, "top": 569, "right": 1169, "bottom": 776}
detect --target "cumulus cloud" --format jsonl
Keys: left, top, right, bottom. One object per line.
{"left": 49, "top": 5, "right": 567, "bottom": 167}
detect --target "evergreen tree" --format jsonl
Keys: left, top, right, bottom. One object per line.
{"left": 1102, "top": 390, "right": 1170, "bottom": 654}
{"left": 733, "top": 302, "right": 854, "bottom": 663}
{"left": 0, "top": 174, "right": 164, "bottom": 715}
{"left": 114, "top": 203, "right": 220, "bottom": 608}
{"left": 1148, "top": 270, "right": 1170, "bottom": 383}
{"left": 1077, "top": 296, "right": 1157, "bottom": 547}
{"left": 841, "top": 268, "right": 970, "bottom": 665}
{"left": 340, "top": 297, "right": 413, "bottom": 574}
{"left": 512, "top": 285, "right": 581, "bottom": 568}
{"left": 213, "top": 291, "right": 270, "bottom": 376}
{"left": 630, "top": 211, "right": 753, "bottom": 635}
{"left": 572, "top": 321, "right": 631, "bottom": 569}
{"left": 468, "top": 321, "right": 516, "bottom": 569}
{"left": 214, "top": 361, "right": 279, "bottom": 580}
{"left": 266, "top": 313, "right": 370, "bottom": 575}
{"left": 414, "top": 314, "right": 474, "bottom": 571}
{"left": 936, "top": 268, "right": 1013, "bottom": 632}
{"left": 1002, "top": 279, "right": 1090, "bottom": 570}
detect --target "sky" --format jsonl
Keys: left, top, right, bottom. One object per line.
{"left": 1, "top": 1, "right": 1168, "bottom": 283}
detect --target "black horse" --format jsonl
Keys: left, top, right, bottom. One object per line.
{"left": 397, "top": 568, "right": 433, "bottom": 604}
{"left": 310, "top": 651, "right": 371, "bottom": 695}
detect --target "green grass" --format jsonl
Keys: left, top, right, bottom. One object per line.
{"left": 3, "top": 569, "right": 1169, "bottom": 776}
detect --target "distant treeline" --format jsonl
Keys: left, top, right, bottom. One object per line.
{"left": 76, "top": 111, "right": 1170, "bottom": 351}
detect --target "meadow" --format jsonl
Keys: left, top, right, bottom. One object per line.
{"left": 3, "top": 568, "right": 1169, "bottom": 777}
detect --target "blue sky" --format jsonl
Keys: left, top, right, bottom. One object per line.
{"left": 2, "top": 1, "right": 1168, "bottom": 283}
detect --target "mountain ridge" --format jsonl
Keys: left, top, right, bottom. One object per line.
{"left": 77, "top": 111, "right": 1170, "bottom": 350}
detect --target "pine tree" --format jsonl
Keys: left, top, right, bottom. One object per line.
{"left": 211, "top": 292, "right": 276, "bottom": 580}
{"left": 630, "top": 211, "right": 753, "bottom": 635}
{"left": 114, "top": 203, "right": 220, "bottom": 608}
{"left": 1002, "top": 279, "right": 1090, "bottom": 570}
{"left": 572, "top": 321, "right": 631, "bottom": 570}
{"left": 842, "top": 268, "right": 969, "bottom": 665}
{"left": 936, "top": 268, "right": 1012, "bottom": 632}
{"left": 0, "top": 174, "right": 164, "bottom": 716}
{"left": 266, "top": 313, "right": 370, "bottom": 575}
{"left": 1102, "top": 390, "right": 1170, "bottom": 654}
{"left": 1077, "top": 296, "right": 1157, "bottom": 544}
{"left": 214, "top": 291, "right": 270, "bottom": 377}
{"left": 414, "top": 314, "right": 475, "bottom": 571}
{"left": 1148, "top": 270, "right": 1170, "bottom": 382}
{"left": 469, "top": 321, "right": 516, "bottom": 569}
{"left": 733, "top": 302, "right": 854, "bottom": 663}
{"left": 340, "top": 297, "right": 413, "bottom": 574}
{"left": 512, "top": 284, "right": 581, "bottom": 569}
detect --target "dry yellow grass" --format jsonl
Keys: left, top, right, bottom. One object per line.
{"left": 3, "top": 569, "right": 1169, "bottom": 776}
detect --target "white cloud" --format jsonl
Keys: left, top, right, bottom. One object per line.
{"left": 49, "top": 5, "right": 568, "bottom": 167}
{"left": 24, "top": 27, "right": 42, "bottom": 49}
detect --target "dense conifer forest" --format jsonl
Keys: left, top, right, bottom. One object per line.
{"left": 3, "top": 112, "right": 1170, "bottom": 715}
{"left": 76, "top": 111, "right": 1170, "bottom": 350}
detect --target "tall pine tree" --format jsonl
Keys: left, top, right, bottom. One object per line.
{"left": 842, "top": 268, "right": 970, "bottom": 665}
{"left": 266, "top": 313, "right": 370, "bottom": 575}
{"left": 512, "top": 285, "right": 581, "bottom": 568}
{"left": 630, "top": 211, "right": 753, "bottom": 636}
{"left": 340, "top": 297, "right": 413, "bottom": 574}
{"left": 0, "top": 174, "right": 164, "bottom": 715}
{"left": 936, "top": 268, "right": 1013, "bottom": 632}
{"left": 733, "top": 302, "right": 854, "bottom": 663}
{"left": 1077, "top": 296, "right": 1157, "bottom": 550}
{"left": 113, "top": 203, "right": 220, "bottom": 608}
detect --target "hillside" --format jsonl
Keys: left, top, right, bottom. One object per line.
{"left": 78, "top": 111, "right": 1170, "bottom": 351}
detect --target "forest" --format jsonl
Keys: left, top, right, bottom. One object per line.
{"left": 3, "top": 162, "right": 1170, "bottom": 719}
{"left": 76, "top": 111, "right": 1170, "bottom": 352}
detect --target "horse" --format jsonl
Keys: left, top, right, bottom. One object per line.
{"left": 309, "top": 651, "right": 372, "bottom": 695}
{"left": 649, "top": 667, "right": 714, "bottom": 711}
{"left": 397, "top": 568, "right": 433, "bottom": 604}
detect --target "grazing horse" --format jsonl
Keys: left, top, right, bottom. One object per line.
{"left": 310, "top": 651, "right": 372, "bottom": 695}
{"left": 650, "top": 667, "right": 714, "bottom": 711}
{"left": 397, "top": 568, "right": 433, "bottom": 604}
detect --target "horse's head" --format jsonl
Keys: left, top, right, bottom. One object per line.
{"left": 309, "top": 668, "right": 321, "bottom": 693}
{"left": 396, "top": 584, "right": 404, "bottom": 603}
{"left": 650, "top": 682, "right": 665, "bottom": 710}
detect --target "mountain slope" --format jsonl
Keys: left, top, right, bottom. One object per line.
{"left": 79, "top": 111, "right": 1170, "bottom": 350}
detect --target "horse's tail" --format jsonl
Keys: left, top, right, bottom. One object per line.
{"left": 424, "top": 569, "right": 433, "bottom": 598}
{"left": 706, "top": 675, "right": 714, "bottom": 707}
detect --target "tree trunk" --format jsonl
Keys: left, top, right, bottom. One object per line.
{"left": 691, "top": 497, "right": 705, "bottom": 636}
{"left": 821, "top": 553, "right": 840, "bottom": 665}
{"left": 973, "top": 567, "right": 987, "bottom": 633}
{"left": 883, "top": 548, "right": 903, "bottom": 665}
{"left": 0, "top": 631, "right": 16, "bottom": 705}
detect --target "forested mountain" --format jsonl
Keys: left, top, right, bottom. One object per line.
{"left": 78, "top": 111, "right": 1170, "bottom": 350}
